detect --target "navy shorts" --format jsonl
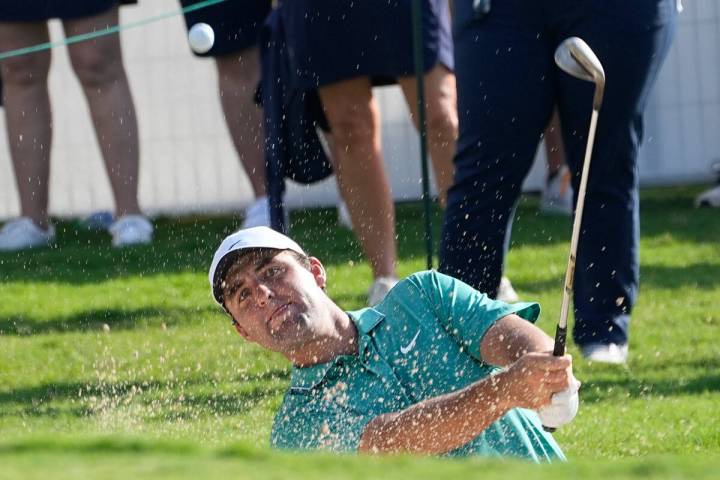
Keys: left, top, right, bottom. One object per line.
{"left": 279, "top": 0, "right": 453, "bottom": 89}
{"left": 180, "top": 0, "right": 272, "bottom": 57}
{"left": 0, "top": 0, "right": 133, "bottom": 22}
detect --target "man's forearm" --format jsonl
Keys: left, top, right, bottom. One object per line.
{"left": 358, "top": 370, "right": 515, "bottom": 455}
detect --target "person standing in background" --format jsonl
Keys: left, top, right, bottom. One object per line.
{"left": 497, "top": 108, "right": 573, "bottom": 304}
{"left": 0, "top": 0, "right": 153, "bottom": 250}
{"left": 441, "top": 0, "right": 677, "bottom": 363}
{"left": 180, "top": 0, "right": 273, "bottom": 228}
{"left": 280, "top": 0, "right": 458, "bottom": 305}
{"left": 540, "top": 109, "right": 573, "bottom": 216}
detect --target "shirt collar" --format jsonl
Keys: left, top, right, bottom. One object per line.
{"left": 289, "top": 308, "right": 386, "bottom": 391}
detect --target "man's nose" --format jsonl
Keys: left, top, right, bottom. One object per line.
{"left": 253, "top": 283, "right": 273, "bottom": 306}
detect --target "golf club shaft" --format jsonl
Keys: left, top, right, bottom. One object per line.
{"left": 544, "top": 104, "right": 599, "bottom": 434}
{"left": 411, "top": 0, "right": 434, "bottom": 270}
{"left": 553, "top": 106, "right": 600, "bottom": 357}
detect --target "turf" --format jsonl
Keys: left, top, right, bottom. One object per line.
{"left": 1, "top": 186, "right": 718, "bottom": 478}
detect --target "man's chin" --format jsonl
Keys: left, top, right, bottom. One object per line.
{"left": 273, "top": 316, "right": 314, "bottom": 350}
{"left": 269, "top": 311, "right": 304, "bottom": 339}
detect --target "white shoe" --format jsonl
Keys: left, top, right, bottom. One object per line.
{"left": 242, "top": 196, "right": 272, "bottom": 229}
{"left": 367, "top": 276, "right": 399, "bottom": 306}
{"left": 337, "top": 200, "right": 353, "bottom": 230}
{"left": 695, "top": 185, "right": 720, "bottom": 208}
{"left": 0, "top": 217, "right": 55, "bottom": 251}
{"left": 540, "top": 166, "right": 573, "bottom": 216}
{"left": 496, "top": 276, "right": 520, "bottom": 303}
{"left": 581, "top": 342, "right": 628, "bottom": 364}
{"left": 109, "top": 215, "right": 153, "bottom": 247}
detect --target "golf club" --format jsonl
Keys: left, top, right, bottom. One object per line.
{"left": 543, "top": 37, "right": 605, "bottom": 432}
{"left": 411, "top": 0, "right": 434, "bottom": 270}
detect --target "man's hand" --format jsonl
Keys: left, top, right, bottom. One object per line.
{"left": 503, "top": 352, "right": 574, "bottom": 410}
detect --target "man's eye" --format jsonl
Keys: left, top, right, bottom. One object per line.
{"left": 238, "top": 288, "right": 251, "bottom": 301}
{"left": 266, "top": 266, "right": 282, "bottom": 278}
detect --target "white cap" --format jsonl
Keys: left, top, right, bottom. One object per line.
{"left": 208, "top": 226, "right": 306, "bottom": 305}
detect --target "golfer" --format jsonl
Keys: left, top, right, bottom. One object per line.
{"left": 209, "top": 227, "right": 579, "bottom": 460}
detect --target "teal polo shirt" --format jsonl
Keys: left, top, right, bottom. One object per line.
{"left": 271, "top": 270, "right": 565, "bottom": 462}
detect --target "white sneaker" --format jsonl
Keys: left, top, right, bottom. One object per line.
{"left": 367, "top": 276, "right": 399, "bottom": 306}
{"left": 496, "top": 276, "right": 520, "bottom": 303}
{"left": 540, "top": 166, "right": 573, "bottom": 216}
{"left": 695, "top": 185, "right": 720, "bottom": 208}
{"left": 109, "top": 215, "right": 153, "bottom": 247}
{"left": 0, "top": 217, "right": 55, "bottom": 251}
{"left": 581, "top": 342, "right": 628, "bottom": 364}
{"left": 337, "top": 200, "right": 353, "bottom": 230}
{"left": 242, "top": 196, "right": 272, "bottom": 229}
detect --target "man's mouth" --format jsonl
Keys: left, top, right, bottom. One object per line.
{"left": 268, "top": 303, "right": 291, "bottom": 333}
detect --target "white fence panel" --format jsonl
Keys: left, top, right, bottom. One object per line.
{"left": 0, "top": 1, "right": 717, "bottom": 220}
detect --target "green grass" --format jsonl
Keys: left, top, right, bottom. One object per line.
{"left": 1, "top": 186, "right": 718, "bottom": 478}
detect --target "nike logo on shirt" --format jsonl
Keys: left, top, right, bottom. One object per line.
{"left": 400, "top": 330, "right": 421, "bottom": 355}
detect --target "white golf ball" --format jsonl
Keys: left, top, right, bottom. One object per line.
{"left": 188, "top": 22, "right": 215, "bottom": 54}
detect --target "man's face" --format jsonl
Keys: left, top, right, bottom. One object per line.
{"left": 221, "top": 250, "right": 328, "bottom": 356}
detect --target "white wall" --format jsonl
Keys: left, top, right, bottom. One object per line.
{"left": 0, "top": 0, "right": 718, "bottom": 220}
{"left": 638, "top": 0, "right": 720, "bottom": 184}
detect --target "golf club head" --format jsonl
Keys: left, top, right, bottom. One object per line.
{"left": 555, "top": 37, "right": 605, "bottom": 108}
{"left": 554, "top": 37, "right": 605, "bottom": 84}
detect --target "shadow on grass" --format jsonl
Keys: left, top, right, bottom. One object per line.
{"left": 0, "top": 306, "right": 219, "bottom": 336}
{"left": 0, "top": 437, "right": 202, "bottom": 455}
{"left": 501, "top": 187, "right": 720, "bottom": 251}
{"left": 0, "top": 207, "right": 442, "bottom": 285}
{"left": 0, "top": 187, "right": 716, "bottom": 286}
{"left": 579, "top": 355, "right": 720, "bottom": 403}
{"left": 639, "top": 264, "right": 720, "bottom": 289}
{"left": 290, "top": 203, "right": 445, "bottom": 266}
{"left": 153, "top": 385, "right": 287, "bottom": 421}
{"left": 580, "top": 372, "right": 720, "bottom": 404}
{"left": 505, "top": 261, "right": 720, "bottom": 296}
{"left": 0, "top": 206, "right": 445, "bottom": 287}
{"left": 0, "top": 369, "right": 290, "bottom": 419}
{"left": 0, "top": 217, "right": 233, "bottom": 285}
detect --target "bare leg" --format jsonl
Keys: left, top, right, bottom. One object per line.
{"left": 540, "top": 107, "right": 572, "bottom": 216}
{"left": 215, "top": 48, "right": 266, "bottom": 197}
{"left": 63, "top": 6, "right": 141, "bottom": 217}
{"left": 319, "top": 77, "right": 396, "bottom": 278}
{"left": 0, "top": 22, "right": 52, "bottom": 229}
{"left": 544, "top": 107, "right": 565, "bottom": 175}
{"left": 398, "top": 64, "right": 458, "bottom": 208}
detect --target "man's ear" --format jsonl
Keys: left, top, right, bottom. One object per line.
{"left": 308, "top": 257, "right": 327, "bottom": 289}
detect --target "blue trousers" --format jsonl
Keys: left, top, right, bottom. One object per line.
{"left": 440, "top": 0, "right": 676, "bottom": 346}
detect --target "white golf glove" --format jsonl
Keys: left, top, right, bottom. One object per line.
{"left": 538, "top": 378, "right": 581, "bottom": 429}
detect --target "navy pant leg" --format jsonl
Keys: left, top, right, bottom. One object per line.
{"left": 439, "top": 0, "right": 556, "bottom": 296}
{"left": 553, "top": 0, "right": 677, "bottom": 346}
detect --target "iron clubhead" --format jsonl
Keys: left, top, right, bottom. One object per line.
{"left": 554, "top": 37, "right": 605, "bottom": 85}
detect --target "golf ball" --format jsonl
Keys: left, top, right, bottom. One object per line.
{"left": 188, "top": 22, "right": 215, "bottom": 54}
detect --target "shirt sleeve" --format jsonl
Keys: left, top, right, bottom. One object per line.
{"left": 408, "top": 271, "right": 541, "bottom": 363}
{"left": 271, "top": 391, "right": 375, "bottom": 453}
